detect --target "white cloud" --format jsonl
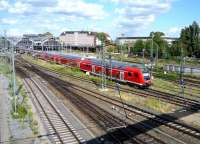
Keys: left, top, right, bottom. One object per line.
{"left": 166, "top": 27, "right": 181, "bottom": 37}
{"left": 0, "top": 0, "right": 177, "bottom": 38}
{"left": 114, "top": 0, "right": 173, "bottom": 35}
{"left": 47, "top": 0, "right": 106, "bottom": 20}
{"left": 0, "top": 0, "right": 107, "bottom": 37}
{"left": 0, "top": 0, "right": 10, "bottom": 11}
{"left": 8, "top": 1, "right": 36, "bottom": 14}
{"left": 0, "top": 18, "right": 18, "bottom": 25}
{"left": 6, "top": 28, "right": 26, "bottom": 36}
{"left": 1, "top": 0, "right": 106, "bottom": 19}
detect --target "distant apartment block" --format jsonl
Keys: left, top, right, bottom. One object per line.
{"left": 116, "top": 36, "right": 178, "bottom": 45}
{"left": 59, "top": 31, "right": 97, "bottom": 48}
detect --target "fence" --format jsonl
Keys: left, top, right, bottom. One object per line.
{"left": 164, "top": 64, "right": 200, "bottom": 76}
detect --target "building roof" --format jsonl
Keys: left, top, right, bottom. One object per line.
{"left": 23, "top": 33, "right": 53, "bottom": 43}
{"left": 116, "top": 36, "right": 178, "bottom": 40}
{"left": 117, "top": 37, "right": 151, "bottom": 40}
{"left": 60, "top": 31, "right": 96, "bottom": 36}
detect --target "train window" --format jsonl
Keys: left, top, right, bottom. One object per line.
{"left": 85, "top": 64, "right": 90, "bottom": 67}
{"left": 128, "top": 72, "right": 132, "bottom": 77}
{"left": 134, "top": 73, "right": 138, "bottom": 78}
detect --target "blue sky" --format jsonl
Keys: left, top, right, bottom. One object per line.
{"left": 0, "top": 0, "right": 199, "bottom": 39}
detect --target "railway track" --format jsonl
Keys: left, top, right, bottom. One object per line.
{"left": 20, "top": 57, "right": 200, "bottom": 111}
{"left": 183, "top": 78, "right": 200, "bottom": 87}
{"left": 149, "top": 84, "right": 200, "bottom": 100}
{"left": 17, "top": 59, "right": 167, "bottom": 144}
{"left": 20, "top": 68, "right": 85, "bottom": 144}
{"left": 17, "top": 60, "right": 200, "bottom": 144}
{"left": 38, "top": 68, "right": 200, "bottom": 140}
{"left": 69, "top": 85, "right": 200, "bottom": 143}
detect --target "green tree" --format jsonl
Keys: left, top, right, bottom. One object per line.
{"left": 169, "top": 40, "right": 181, "bottom": 57}
{"left": 96, "top": 32, "right": 111, "bottom": 45}
{"left": 180, "top": 21, "right": 200, "bottom": 57}
{"left": 131, "top": 40, "right": 145, "bottom": 55}
{"left": 106, "top": 45, "right": 116, "bottom": 53}
{"left": 150, "top": 31, "right": 167, "bottom": 58}
{"left": 144, "top": 40, "right": 152, "bottom": 57}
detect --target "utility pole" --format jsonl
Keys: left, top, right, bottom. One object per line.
{"left": 101, "top": 38, "right": 107, "bottom": 90}
{"left": 150, "top": 33, "right": 154, "bottom": 78}
{"left": 180, "top": 43, "right": 184, "bottom": 98}
{"left": 151, "top": 33, "right": 154, "bottom": 60}
{"left": 120, "top": 33, "right": 124, "bottom": 62}
{"left": 156, "top": 44, "right": 158, "bottom": 67}
{"left": 109, "top": 54, "right": 112, "bottom": 80}
{"left": 120, "top": 43, "right": 122, "bottom": 61}
{"left": 6, "top": 34, "right": 18, "bottom": 114}
{"left": 142, "top": 48, "right": 145, "bottom": 65}
{"left": 101, "top": 41, "right": 104, "bottom": 89}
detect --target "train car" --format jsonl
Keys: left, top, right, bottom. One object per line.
{"left": 79, "top": 58, "right": 151, "bottom": 87}
{"left": 38, "top": 52, "right": 48, "bottom": 60}
{"left": 36, "top": 51, "right": 151, "bottom": 87}
{"left": 59, "top": 54, "right": 82, "bottom": 67}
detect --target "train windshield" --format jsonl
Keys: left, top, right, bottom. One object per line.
{"left": 142, "top": 68, "right": 150, "bottom": 80}
{"left": 142, "top": 67, "right": 149, "bottom": 73}
{"left": 144, "top": 74, "right": 150, "bottom": 80}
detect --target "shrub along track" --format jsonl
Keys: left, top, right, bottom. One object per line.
{"left": 16, "top": 58, "right": 200, "bottom": 144}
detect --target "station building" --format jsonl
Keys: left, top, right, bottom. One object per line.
{"left": 59, "top": 31, "right": 100, "bottom": 52}
{"left": 16, "top": 33, "right": 62, "bottom": 51}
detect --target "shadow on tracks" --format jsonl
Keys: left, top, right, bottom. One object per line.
{"left": 86, "top": 105, "right": 199, "bottom": 143}
{"left": 35, "top": 68, "right": 200, "bottom": 143}
{"left": 16, "top": 63, "right": 200, "bottom": 144}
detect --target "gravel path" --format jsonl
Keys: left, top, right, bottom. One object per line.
{"left": 0, "top": 75, "right": 11, "bottom": 144}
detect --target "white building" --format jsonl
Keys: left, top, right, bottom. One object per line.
{"left": 59, "top": 31, "right": 97, "bottom": 48}
{"left": 116, "top": 36, "right": 178, "bottom": 45}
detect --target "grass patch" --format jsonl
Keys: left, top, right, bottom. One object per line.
{"left": 104, "top": 89, "right": 176, "bottom": 113}
{"left": 152, "top": 78, "right": 200, "bottom": 100}
{"left": 0, "top": 58, "right": 39, "bottom": 135}
{"left": 144, "top": 97, "right": 173, "bottom": 113}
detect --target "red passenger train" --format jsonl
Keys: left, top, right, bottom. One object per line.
{"left": 37, "top": 52, "right": 152, "bottom": 87}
